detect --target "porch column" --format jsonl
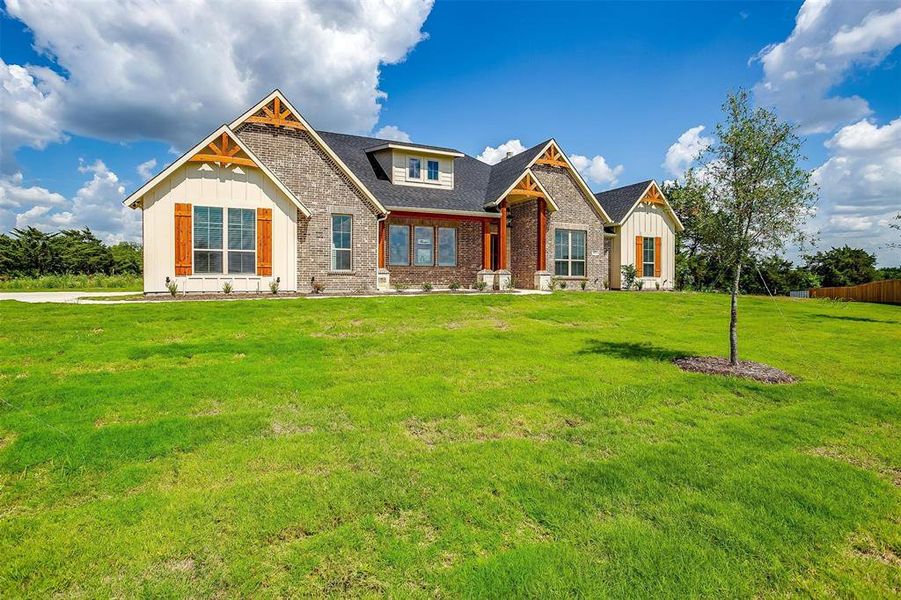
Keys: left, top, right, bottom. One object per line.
{"left": 482, "top": 220, "right": 491, "bottom": 270}
{"left": 498, "top": 200, "right": 508, "bottom": 270}
{"left": 536, "top": 198, "right": 546, "bottom": 271}
{"left": 377, "top": 220, "right": 386, "bottom": 269}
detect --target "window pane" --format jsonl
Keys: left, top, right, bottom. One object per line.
{"left": 572, "top": 260, "right": 585, "bottom": 277}
{"left": 427, "top": 160, "right": 439, "bottom": 181}
{"left": 332, "top": 215, "right": 351, "bottom": 250}
{"left": 437, "top": 227, "right": 456, "bottom": 266}
{"left": 388, "top": 225, "right": 409, "bottom": 266}
{"left": 194, "top": 250, "right": 223, "bottom": 274}
{"left": 414, "top": 226, "right": 433, "bottom": 266}
{"left": 571, "top": 230, "right": 586, "bottom": 260}
{"left": 554, "top": 260, "right": 568, "bottom": 276}
{"left": 228, "top": 208, "right": 255, "bottom": 251}
{"left": 228, "top": 251, "right": 255, "bottom": 274}
{"left": 643, "top": 263, "right": 655, "bottom": 277}
{"left": 334, "top": 249, "right": 351, "bottom": 271}
{"left": 194, "top": 206, "right": 223, "bottom": 250}
{"left": 408, "top": 158, "right": 420, "bottom": 179}
{"left": 554, "top": 229, "right": 569, "bottom": 260}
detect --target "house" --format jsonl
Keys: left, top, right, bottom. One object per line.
{"left": 595, "top": 180, "right": 684, "bottom": 290}
{"left": 124, "top": 90, "right": 681, "bottom": 294}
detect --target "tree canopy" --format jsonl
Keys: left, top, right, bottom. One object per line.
{"left": 0, "top": 227, "right": 142, "bottom": 277}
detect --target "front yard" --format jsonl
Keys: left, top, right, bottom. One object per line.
{"left": 0, "top": 292, "right": 898, "bottom": 597}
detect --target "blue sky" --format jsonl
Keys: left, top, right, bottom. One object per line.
{"left": 2, "top": 0, "right": 899, "bottom": 263}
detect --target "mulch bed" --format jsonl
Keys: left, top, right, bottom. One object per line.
{"left": 672, "top": 356, "right": 796, "bottom": 384}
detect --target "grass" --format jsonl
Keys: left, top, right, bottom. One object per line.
{"left": 0, "top": 274, "right": 142, "bottom": 292}
{"left": 0, "top": 292, "right": 898, "bottom": 597}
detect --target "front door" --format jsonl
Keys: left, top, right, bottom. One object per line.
{"left": 490, "top": 234, "right": 500, "bottom": 271}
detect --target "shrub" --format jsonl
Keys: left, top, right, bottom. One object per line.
{"left": 655, "top": 281, "right": 660, "bottom": 291}
{"left": 621, "top": 264, "right": 637, "bottom": 290}
{"left": 549, "top": 278, "right": 558, "bottom": 291}
{"left": 560, "top": 281, "right": 567, "bottom": 289}
{"left": 311, "top": 280, "right": 326, "bottom": 294}
{"left": 475, "top": 280, "right": 488, "bottom": 292}
{"left": 394, "top": 282, "right": 408, "bottom": 292}
{"left": 421, "top": 282, "right": 433, "bottom": 292}
{"left": 602, "top": 278, "right": 609, "bottom": 290}
{"left": 222, "top": 281, "right": 233, "bottom": 294}
{"left": 580, "top": 280, "right": 587, "bottom": 290}
{"left": 269, "top": 279, "right": 280, "bottom": 294}
{"left": 449, "top": 282, "right": 461, "bottom": 291}
{"left": 636, "top": 279, "right": 644, "bottom": 291}
{"left": 166, "top": 280, "right": 178, "bottom": 297}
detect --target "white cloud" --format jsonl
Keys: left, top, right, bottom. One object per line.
{"left": 662, "top": 125, "right": 713, "bottom": 178}
{"left": 1, "top": 160, "right": 138, "bottom": 243}
{"left": 374, "top": 125, "right": 412, "bottom": 142}
{"left": 568, "top": 154, "right": 624, "bottom": 189}
{"left": 477, "top": 139, "right": 526, "bottom": 165}
{"left": 0, "top": 59, "right": 66, "bottom": 171}
{"left": 812, "top": 117, "right": 901, "bottom": 264}
{"left": 136, "top": 159, "right": 158, "bottom": 181}
{"left": 753, "top": 0, "right": 901, "bottom": 133}
{"left": 2, "top": 0, "right": 434, "bottom": 158}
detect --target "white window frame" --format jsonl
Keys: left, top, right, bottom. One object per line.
{"left": 227, "top": 207, "right": 257, "bottom": 275}
{"left": 331, "top": 214, "right": 353, "bottom": 272}
{"left": 642, "top": 236, "right": 655, "bottom": 278}
{"left": 193, "top": 205, "right": 224, "bottom": 274}
{"left": 554, "top": 228, "right": 587, "bottom": 277}
{"left": 407, "top": 157, "right": 421, "bottom": 180}
{"left": 427, "top": 159, "right": 440, "bottom": 182}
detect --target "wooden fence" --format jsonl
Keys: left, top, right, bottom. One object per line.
{"left": 809, "top": 279, "right": 901, "bottom": 305}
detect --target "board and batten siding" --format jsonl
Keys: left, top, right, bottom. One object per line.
{"left": 390, "top": 152, "right": 454, "bottom": 189}
{"left": 613, "top": 202, "right": 676, "bottom": 289}
{"left": 141, "top": 163, "right": 298, "bottom": 293}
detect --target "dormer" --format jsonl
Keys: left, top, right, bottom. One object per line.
{"left": 365, "top": 142, "right": 463, "bottom": 190}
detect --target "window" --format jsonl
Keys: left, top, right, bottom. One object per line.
{"left": 408, "top": 157, "right": 421, "bottom": 179}
{"left": 437, "top": 227, "right": 457, "bottom": 266}
{"left": 414, "top": 226, "right": 433, "bottom": 266}
{"left": 227, "top": 208, "right": 256, "bottom": 274}
{"left": 388, "top": 225, "right": 410, "bottom": 266}
{"left": 643, "top": 236, "right": 655, "bottom": 278}
{"left": 427, "top": 160, "right": 439, "bottom": 181}
{"left": 554, "top": 229, "right": 586, "bottom": 277}
{"left": 193, "top": 206, "right": 223, "bottom": 274}
{"left": 331, "top": 214, "right": 352, "bottom": 271}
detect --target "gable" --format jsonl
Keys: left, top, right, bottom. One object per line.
{"left": 619, "top": 181, "right": 684, "bottom": 232}
{"left": 123, "top": 125, "right": 310, "bottom": 216}
{"left": 526, "top": 141, "right": 612, "bottom": 222}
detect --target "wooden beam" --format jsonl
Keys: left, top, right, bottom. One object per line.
{"left": 537, "top": 198, "right": 546, "bottom": 271}
{"left": 535, "top": 158, "right": 568, "bottom": 168}
{"left": 188, "top": 154, "right": 256, "bottom": 168}
{"left": 482, "top": 220, "right": 491, "bottom": 270}
{"left": 246, "top": 115, "right": 306, "bottom": 130}
{"left": 507, "top": 189, "right": 544, "bottom": 199}
{"left": 388, "top": 210, "right": 496, "bottom": 223}
{"left": 498, "top": 200, "right": 508, "bottom": 270}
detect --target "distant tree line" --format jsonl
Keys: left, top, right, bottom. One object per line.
{"left": 665, "top": 182, "right": 899, "bottom": 295}
{"left": 0, "top": 227, "right": 142, "bottom": 278}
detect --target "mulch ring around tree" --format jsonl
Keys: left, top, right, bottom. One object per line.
{"left": 672, "top": 356, "right": 796, "bottom": 384}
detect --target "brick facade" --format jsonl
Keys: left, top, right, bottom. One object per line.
{"left": 385, "top": 216, "right": 483, "bottom": 288}
{"left": 532, "top": 165, "right": 609, "bottom": 290}
{"left": 235, "top": 124, "right": 380, "bottom": 293}
{"left": 509, "top": 201, "right": 541, "bottom": 289}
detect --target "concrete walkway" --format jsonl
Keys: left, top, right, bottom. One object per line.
{"left": 0, "top": 291, "right": 138, "bottom": 304}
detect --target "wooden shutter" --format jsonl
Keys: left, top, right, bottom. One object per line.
{"left": 635, "top": 236, "right": 642, "bottom": 272}
{"left": 654, "top": 237, "right": 661, "bottom": 277}
{"left": 174, "top": 203, "right": 192, "bottom": 275}
{"left": 257, "top": 208, "right": 272, "bottom": 276}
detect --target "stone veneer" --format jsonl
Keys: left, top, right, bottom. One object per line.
{"left": 385, "top": 217, "right": 483, "bottom": 287}
{"left": 236, "top": 123, "right": 380, "bottom": 293}
{"left": 532, "top": 164, "right": 609, "bottom": 290}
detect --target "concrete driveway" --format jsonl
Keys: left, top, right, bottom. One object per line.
{"left": 0, "top": 291, "right": 138, "bottom": 304}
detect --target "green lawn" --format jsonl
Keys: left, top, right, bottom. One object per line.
{"left": 0, "top": 274, "right": 143, "bottom": 292}
{"left": 0, "top": 292, "right": 898, "bottom": 597}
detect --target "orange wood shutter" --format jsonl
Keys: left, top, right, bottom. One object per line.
{"left": 174, "top": 203, "right": 192, "bottom": 276}
{"left": 257, "top": 208, "right": 272, "bottom": 276}
{"left": 654, "top": 237, "right": 661, "bottom": 277}
{"left": 635, "top": 236, "right": 642, "bottom": 272}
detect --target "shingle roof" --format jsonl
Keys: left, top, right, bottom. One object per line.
{"left": 318, "top": 132, "right": 550, "bottom": 214}
{"left": 593, "top": 180, "right": 653, "bottom": 223}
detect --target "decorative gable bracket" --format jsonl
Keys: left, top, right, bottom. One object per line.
{"left": 245, "top": 96, "right": 306, "bottom": 131}
{"left": 188, "top": 132, "right": 255, "bottom": 168}
{"left": 641, "top": 182, "right": 665, "bottom": 205}
{"left": 535, "top": 143, "right": 567, "bottom": 168}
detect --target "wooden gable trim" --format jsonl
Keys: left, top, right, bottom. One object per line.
{"left": 640, "top": 181, "right": 665, "bottom": 205}
{"left": 535, "top": 142, "right": 567, "bottom": 168}
{"left": 511, "top": 173, "right": 544, "bottom": 198}
{"left": 187, "top": 131, "right": 256, "bottom": 168}
{"left": 245, "top": 95, "right": 306, "bottom": 131}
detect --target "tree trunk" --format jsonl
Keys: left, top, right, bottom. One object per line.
{"left": 729, "top": 263, "right": 742, "bottom": 366}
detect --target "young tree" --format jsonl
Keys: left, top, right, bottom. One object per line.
{"left": 685, "top": 90, "right": 816, "bottom": 365}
